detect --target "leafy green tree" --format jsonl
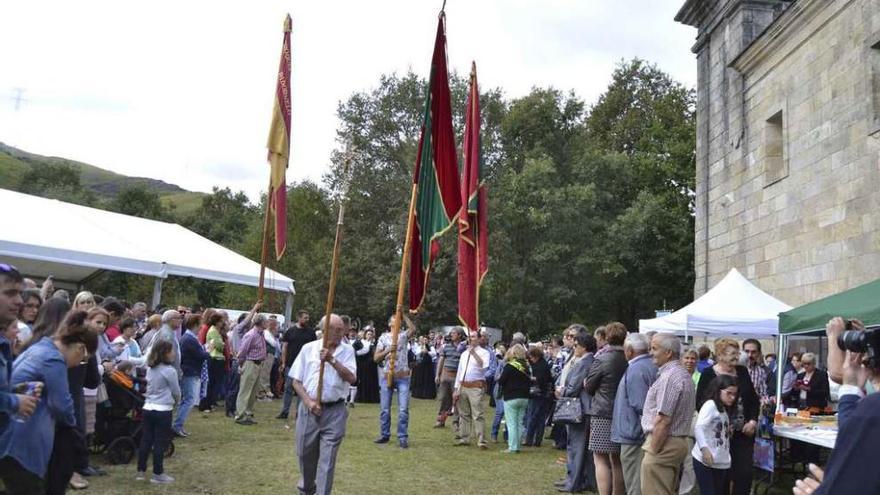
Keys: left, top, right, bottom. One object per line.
{"left": 326, "top": 71, "right": 507, "bottom": 330}
{"left": 185, "top": 187, "right": 258, "bottom": 248}
{"left": 221, "top": 181, "right": 335, "bottom": 316}
{"left": 577, "top": 59, "right": 696, "bottom": 327}
{"left": 17, "top": 162, "right": 96, "bottom": 205}
{"left": 109, "top": 185, "right": 172, "bottom": 221}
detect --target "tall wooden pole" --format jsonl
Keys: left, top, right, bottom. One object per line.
{"left": 257, "top": 177, "right": 274, "bottom": 303}
{"left": 386, "top": 182, "right": 419, "bottom": 387}
{"left": 316, "top": 187, "right": 348, "bottom": 400}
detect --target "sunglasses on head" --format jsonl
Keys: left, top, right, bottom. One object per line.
{"left": 0, "top": 263, "right": 18, "bottom": 273}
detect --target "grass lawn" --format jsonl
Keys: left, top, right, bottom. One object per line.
{"left": 82, "top": 397, "right": 796, "bottom": 495}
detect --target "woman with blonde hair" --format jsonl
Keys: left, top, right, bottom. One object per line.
{"left": 497, "top": 344, "right": 530, "bottom": 453}
{"left": 72, "top": 291, "right": 96, "bottom": 312}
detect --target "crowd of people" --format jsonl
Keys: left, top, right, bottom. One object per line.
{"left": 379, "top": 322, "right": 795, "bottom": 495}
{"left": 0, "top": 265, "right": 328, "bottom": 493}
{"left": 1, "top": 261, "right": 874, "bottom": 495}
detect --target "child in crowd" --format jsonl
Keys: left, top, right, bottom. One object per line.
{"left": 137, "top": 339, "right": 180, "bottom": 485}
{"left": 692, "top": 374, "right": 738, "bottom": 495}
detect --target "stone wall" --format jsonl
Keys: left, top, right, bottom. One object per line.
{"left": 680, "top": 0, "right": 880, "bottom": 306}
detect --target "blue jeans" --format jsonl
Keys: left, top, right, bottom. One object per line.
{"left": 173, "top": 375, "right": 199, "bottom": 432}
{"left": 524, "top": 396, "right": 552, "bottom": 446}
{"left": 280, "top": 367, "right": 298, "bottom": 416}
{"left": 225, "top": 366, "right": 240, "bottom": 415}
{"left": 379, "top": 375, "right": 410, "bottom": 440}
{"left": 492, "top": 397, "right": 505, "bottom": 439}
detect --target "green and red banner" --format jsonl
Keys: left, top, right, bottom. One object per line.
{"left": 409, "top": 14, "right": 462, "bottom": 312}
{"left": 266, "top": 14, "right": 292, "bottom": 260}
{"left": 458, "top": 62, "right": 488, "bottom": 330}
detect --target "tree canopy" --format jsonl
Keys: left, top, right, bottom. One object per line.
{"left": 14, "top": 59, "right": 695, "bottom": 339}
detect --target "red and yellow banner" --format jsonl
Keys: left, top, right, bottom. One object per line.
{"left": 266, "top": 14, "right": 292, "bottom": 260}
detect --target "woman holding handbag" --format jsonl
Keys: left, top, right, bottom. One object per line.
{"left": 497, "top": 344, "right": 530, "bottom": 453}
{"left": 556, "top": 330, "right": 598, "bottom": 493}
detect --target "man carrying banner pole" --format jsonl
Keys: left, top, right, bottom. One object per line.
{"left": 380, "top": 9, "right": 462, "bottom": 449}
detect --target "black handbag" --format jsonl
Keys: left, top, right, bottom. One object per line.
{"left": 552, "top": 396, "right": 584, "bottom": 424}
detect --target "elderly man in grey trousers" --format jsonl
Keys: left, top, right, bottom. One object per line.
{"left": 290, "top": 314, "right": 357, "bottom": 495}
{"left": 610, "top": 333, "right": 658, "bottom": 495}
{"left": 555, "top": 327, "right": 598, "bottom": 493}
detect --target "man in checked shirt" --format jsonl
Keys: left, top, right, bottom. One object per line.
{"left": 640, "top": 333, "right": 696, "bottom": 495}
{"left": 743, "top": 338, "right": 774, "bottom": 404}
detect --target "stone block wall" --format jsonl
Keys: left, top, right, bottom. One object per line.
{"left": 680, "top": 0, "right": 880, "bottom": 306}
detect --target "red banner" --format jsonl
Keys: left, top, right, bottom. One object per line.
{"left": 457, "top": 62, "right": 488, "bottom": 330}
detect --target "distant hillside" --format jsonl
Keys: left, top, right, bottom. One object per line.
{"left": 0, "top": 142, "right": 204, "bottom": 217}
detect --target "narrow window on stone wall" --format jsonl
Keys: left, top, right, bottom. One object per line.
{"left": 763, "top": 110, "right": 787, "bottom": 186}
{"left": 871, "top": 40, "right": 880, "bottom": 136}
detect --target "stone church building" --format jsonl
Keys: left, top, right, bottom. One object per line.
{"left": 677, "top": 0, "right": 880, "bottom": 305}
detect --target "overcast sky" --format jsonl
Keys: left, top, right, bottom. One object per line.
{"left": 0, "top": 0, "right": 698, "bottom": 201}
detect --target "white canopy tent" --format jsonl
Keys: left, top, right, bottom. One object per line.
{"left": 0, "top": 188, "right": 295, "bottom": 319}
{"left": 638, "top": 268, "right": 791, "bottom": 338}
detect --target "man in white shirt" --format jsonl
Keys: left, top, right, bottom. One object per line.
{"left": 453, "top": 329, "right": 491, "bottom": 449}
{"left": 290, "top": 314, "right": 357, "bottom": 495}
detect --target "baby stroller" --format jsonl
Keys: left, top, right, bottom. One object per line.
{"left": 91, "top": 369, "right": 175, "bottom": 464}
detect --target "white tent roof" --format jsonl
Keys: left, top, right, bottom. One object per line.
{"left": 639, "top": 268, "right": 790, "bottom": 337}
{"left": 0, "top": 188, "right": 294, "bottom": 293}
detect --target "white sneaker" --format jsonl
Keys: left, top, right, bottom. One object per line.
{"left": 150, "top": 473, "right": 175, "bottom": 485}
{"left": 135, "top": 472, "right": 145, "bottom": 481}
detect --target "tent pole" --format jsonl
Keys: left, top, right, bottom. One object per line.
{"left": 151, "top": 278, "right": 163, "bottom": 311}
{"left": 284, "top": 293, "right": 293, "bottom": 326}
{"left": 776, "top": 333, "right": 785, "bottom": 413}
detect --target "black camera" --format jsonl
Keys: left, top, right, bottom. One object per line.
{"left": 837, "top": 325, "right": 880, "bottom": 368}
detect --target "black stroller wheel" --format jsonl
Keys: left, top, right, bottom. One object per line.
{"left": 165, "top": 441, "right": 175, "bottom": 458}
{"left": 105, "top": 437, "right": 136, "bottom": 465}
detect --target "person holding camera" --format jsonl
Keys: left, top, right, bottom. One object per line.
{"left": 792, "top": 317, "right": 880, "bottom": 495}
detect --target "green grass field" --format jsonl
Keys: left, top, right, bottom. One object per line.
{"left": 81, "top": 397, "right": 796, "bottom": 495}
{"left": 82, "top": 397, "right": 567, "bottom": 495}
{"left": 160, "top": 191, "right": 205, "bottom": 218}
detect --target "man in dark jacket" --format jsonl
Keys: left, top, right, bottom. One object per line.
{"left": 555, "top": 330, "right": 598, "bottom": 493}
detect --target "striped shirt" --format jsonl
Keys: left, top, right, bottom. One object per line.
{"left": 642, "top": 360, "right": 696, "bottom": 437}
{"left": 747, "top": 362, "right": 769, "bottom": 399}
{"left": 440, "top": 342, "right": 463, "bottom": 372}
{"left": 237, "top": 327, "right": 267, "bottom": 365}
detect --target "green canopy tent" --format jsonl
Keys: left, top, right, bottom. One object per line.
{"left": 779, "top": 278, "right": 880, "bottom": 335}
{"left": 774, "top": 278, "right": 880, "bottom": 404}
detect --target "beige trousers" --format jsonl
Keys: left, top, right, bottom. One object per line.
{"left": 457, "top": 386, "right": 486, "bottom": 446}
{"left": 640, "top": 434, "right": 690, "bottom": 495}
